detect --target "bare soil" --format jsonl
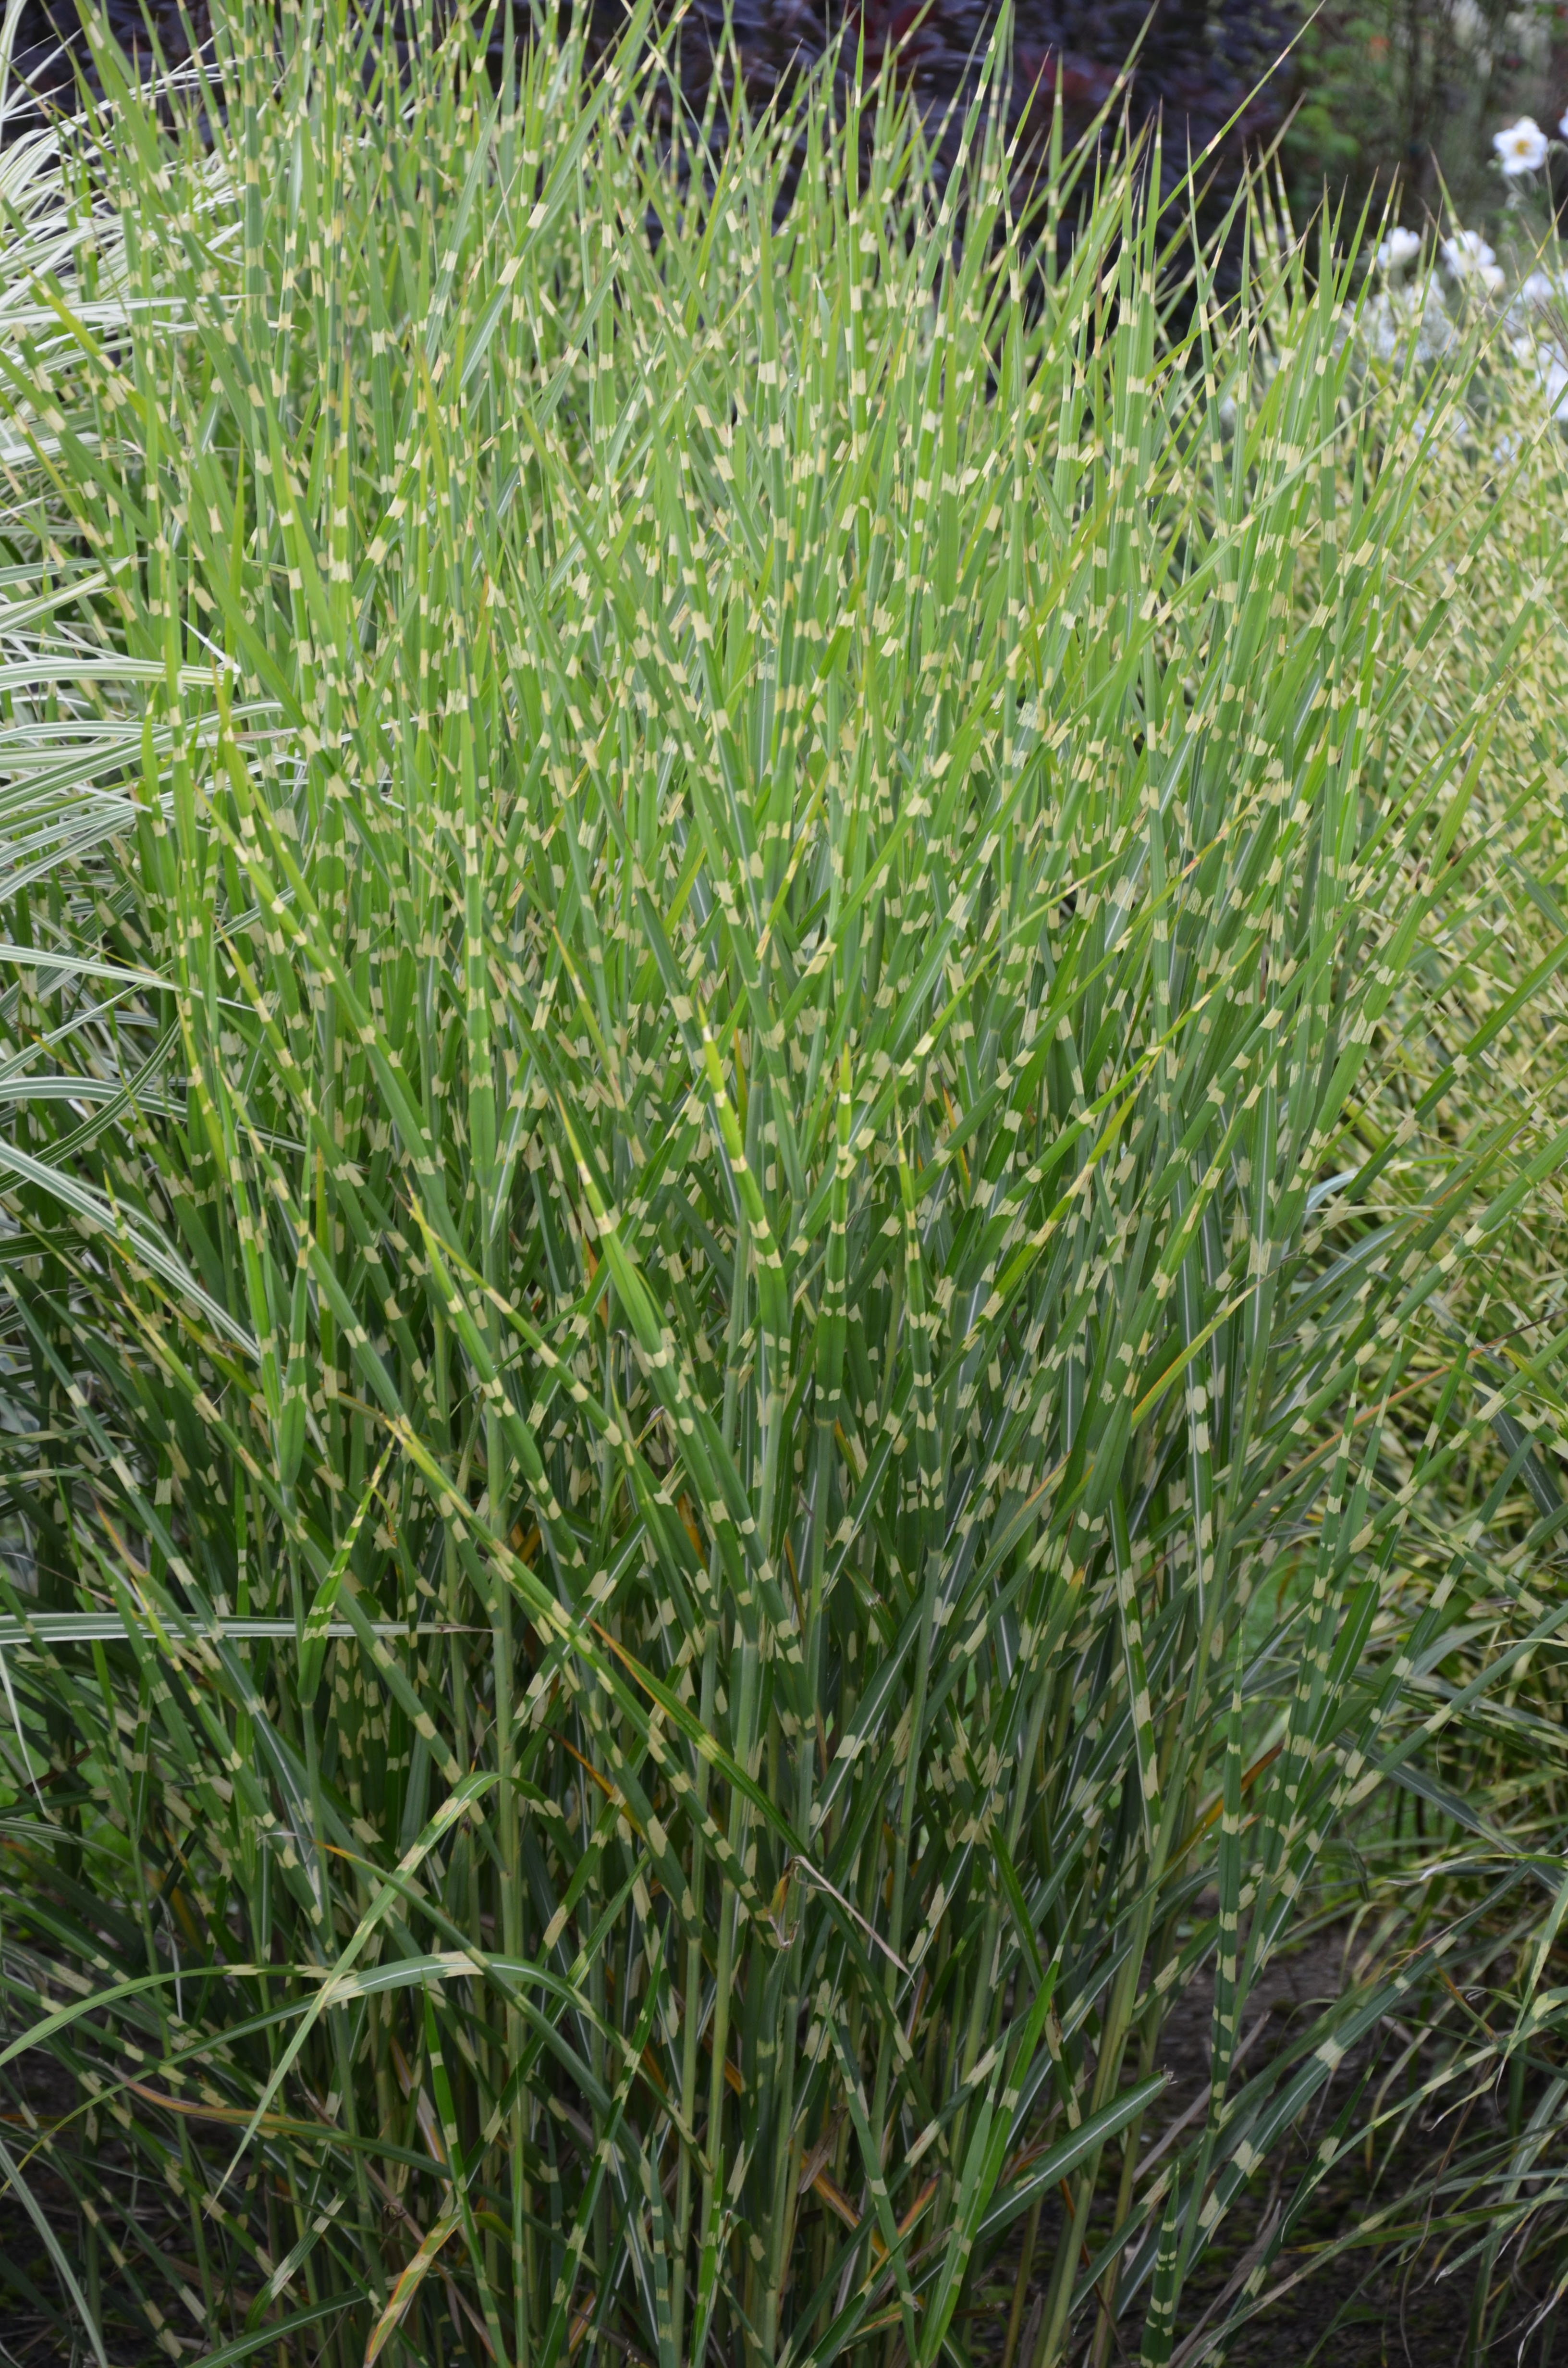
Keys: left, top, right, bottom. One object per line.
{"left": 968, "top": 1927, "right": 1563, "bottom": 2368}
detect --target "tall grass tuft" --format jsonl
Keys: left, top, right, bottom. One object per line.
{"left": 0, "top": 7, "right": 1565, "bottom": 2363}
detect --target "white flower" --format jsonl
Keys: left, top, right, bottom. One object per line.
{"left": 1441, "top": 231, "right": 1496, "bottom": 279}
{"left": 1494, "top": 117, "right": 1549, "bottom": 175}
{"left": 1480, "top": 263, "right": 1507, "bottom": 296}
{"left": 1376, "top": 226, "right": 1422, "bottom": 272}
{"left": 1559, "top": 107, "right": 1568, "bottom": 140}
{"left": 1520, "top": 270, "right": 1558, "bottom": 306}
{"left": 1364, "top": 283, "right": 1456, "bottom": 365}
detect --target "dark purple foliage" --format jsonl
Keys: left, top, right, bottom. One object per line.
{"left": 6, "top": 0, "right": 1294, "bottom": 282}
{"left": 626, "top": 0, "right": 1290, "bottom": 154}
{"left": 8, "top": 0, "right": 204, "bottom": 113}
{"left": 589, "top": 1, "right": 1293, "bottom": 284}
{"left": 10, "top": 0, "right": 1291, "bottom": 138}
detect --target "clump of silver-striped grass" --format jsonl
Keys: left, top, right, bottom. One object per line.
{"left": 0, "top": 7, "right": 1566, "bottom": 2365}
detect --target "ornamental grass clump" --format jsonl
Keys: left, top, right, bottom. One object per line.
{"left": 0, "top": 8, "right": 1565, "bottom": 2365}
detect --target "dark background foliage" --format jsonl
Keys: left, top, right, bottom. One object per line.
{"left": 8, "top": 0, "right": 1566, "bottom": 239}
{"left": 1280, "top": 0, "right": 1568, "bottom": 234}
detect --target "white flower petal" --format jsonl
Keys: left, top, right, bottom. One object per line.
{"left": 1441, "top": 231, "right": 1497, "bottom": 278}
{"left": 1375, "top": 225, "right": 1422, "bottom": 272}
{"left": 1493, "top": 117, "right": 1548, "bottom": 174}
